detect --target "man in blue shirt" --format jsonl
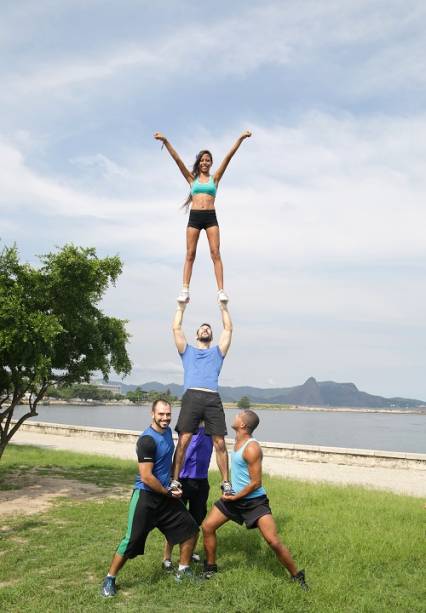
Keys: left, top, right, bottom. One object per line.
{"left": 101, "top": 399, "right": 199, "bottom": 597}
{"left": 202, "top": 409, "right": 309, "bottom": 591}
{"left": 171, "top": 300, "right": 233, "bottom": 496}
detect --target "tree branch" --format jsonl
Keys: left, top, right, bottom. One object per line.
{"left": 0, "top": 392, "right": 11, "bottom": 407}
{"left": 0, "top": 404, "right": 14, "bottom": 421}
{"left": 7, "top": 408, "right": 39, "bottom": 442}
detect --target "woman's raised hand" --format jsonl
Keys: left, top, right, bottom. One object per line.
{"left": 240, "top": 130, "right": 252, "bottom": 140}
{"left": 154, "top": 132, "right": 167, "bottom": 143}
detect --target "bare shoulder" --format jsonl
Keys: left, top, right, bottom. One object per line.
{"left": 243, "top": 440, "right": 262, "bottom": 462}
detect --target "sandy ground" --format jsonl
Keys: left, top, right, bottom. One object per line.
{"left": 8, "top": 430, "right": 426, "bottom": 499}
{"left": 0, "top": 468, "right": 127, "bottom": 519}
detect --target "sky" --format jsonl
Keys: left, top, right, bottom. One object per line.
{"left": 1, "top": 0, "right": 426, "bottom": 399}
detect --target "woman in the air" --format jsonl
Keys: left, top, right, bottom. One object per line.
{"left": 154, "top": 130, "right": 252, "bottom": 303}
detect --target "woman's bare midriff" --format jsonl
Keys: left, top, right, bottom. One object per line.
{"left": 191, "top": 194, "right": 216, "bottom": 211}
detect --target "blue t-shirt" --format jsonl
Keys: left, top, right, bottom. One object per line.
{"left": 180, "top": 427, "right": 213, "bottom": 479}
{"left": 134, "top": 426, "right": 174, "bottom": 492}
{"left": 180, "top": 344, "right": 224, "bottom": 391}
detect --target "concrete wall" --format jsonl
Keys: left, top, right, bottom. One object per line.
{"left": 15, "top": 421, "right": 426, "bottom": 470}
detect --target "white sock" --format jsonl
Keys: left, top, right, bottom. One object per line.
{"left": 107, "top": 574, "right": 116, "bottom": 579}
{"left": 178, "top": 564, "right": 189, "bottom": 571}
{"left": 163, "top": 560, "right": 172, "bottom": 568}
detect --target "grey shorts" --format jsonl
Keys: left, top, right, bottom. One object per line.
{"left": 214, "top": 495, "right": 272, "bottom": 529}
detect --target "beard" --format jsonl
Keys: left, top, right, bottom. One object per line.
{"left": 154, "top": 417, "right": 169, "bottom": 430}
{"left": 197, "top": 332, "right": 212, "bottom": 343}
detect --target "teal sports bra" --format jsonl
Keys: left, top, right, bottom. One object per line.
{"left": 191, "top": 176, "right": 217, "bottom": 197}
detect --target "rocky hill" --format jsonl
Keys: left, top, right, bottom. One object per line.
{"left": 117, "top": 377, "right": 425, "bottom": 408}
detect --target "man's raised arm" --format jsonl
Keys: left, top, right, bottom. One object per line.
{"left": 218, "top": 302, "right": 233, "bottom": 357}
{"left": 172, "top": 302, "right": 187, "bottom": 354}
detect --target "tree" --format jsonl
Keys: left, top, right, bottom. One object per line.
{"left": 0, "top": 244, "right": 131, "bottom": 460}
{"left": 126, "top": 387, "right": 148, "bottom": 404}
{"left": 237, "top": 396, "right": 251, "bottom": 409}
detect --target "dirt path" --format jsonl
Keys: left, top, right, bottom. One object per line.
{"left": 0, "top": 470, "right": 126, "bottom": 519}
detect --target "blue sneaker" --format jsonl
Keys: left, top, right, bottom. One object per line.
{"left": 175, "top": 567, "right": 195, "bottom": 583}
{"left": 101, "top": 576, "right": 117, "bottom": 597}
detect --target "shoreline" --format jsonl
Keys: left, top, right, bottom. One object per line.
{"left": 10, "top": 421, "right": 426, "bottom": 497}
{"left": 15, "top": 399, "right": 426, "bottom": 415}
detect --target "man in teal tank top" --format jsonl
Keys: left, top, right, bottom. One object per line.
{"left": 202, "top": 409, "right": 309, "bottom": 591}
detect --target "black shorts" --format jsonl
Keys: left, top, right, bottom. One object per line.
{"left": 116, "top": 489, "right": 198, "bottom": 559}
{"left": 214, "top": 495, "right": 272, "bottom": 529}
{"left": 181, "top": 478, "right": 210, "bottom": 526}
{"left": 188, "top": 209, "right": 219, "bottom": 231}
{"left": 176, "top": 389, "right": 227, "bottom": 436}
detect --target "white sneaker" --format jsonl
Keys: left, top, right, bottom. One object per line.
{"left": 177, "top": 287, "right": 190, "bottom": 303}
{"left": 217, "top": 289, "right": 229, "bottom": 303}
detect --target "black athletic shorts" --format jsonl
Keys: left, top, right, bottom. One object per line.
{"left": 187, "top": 209, "right": 219, "bottom": 231}
{"left": 181, "top": 478, "right": 210, "bottom": 526}
{"left": 214, "top": 494, "right": 272, "bottom": 529}
{"left": 176, "top": 389, "right": 227, "bottom": 436}
{"left": 116, "top": 489, "right": 198, "bottom": 559}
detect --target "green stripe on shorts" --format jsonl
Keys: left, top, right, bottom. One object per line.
{"left": 117, "top": 489, "right": 140, "bottom": 556}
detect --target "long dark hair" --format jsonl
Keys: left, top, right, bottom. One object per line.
{"left": 182, "top": 149, "right": 213, "bottom": 212}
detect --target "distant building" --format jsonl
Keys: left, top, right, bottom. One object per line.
{"left": 90, "top": 381, "right": 122, "bottom": 396}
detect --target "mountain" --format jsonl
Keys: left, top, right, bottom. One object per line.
{"left": 112, "top": 378, "right": 425, "bottom": 408}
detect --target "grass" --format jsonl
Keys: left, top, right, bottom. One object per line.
{"left": 0, "top": 445, "right": 425, "bottom": 613}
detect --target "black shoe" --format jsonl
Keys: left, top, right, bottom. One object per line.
{"left": 101, "top": 576, "right": 117, "bottom": 597}
{"left": 202, "top": 561, "right": 218, "bottom": 579}
{"left": 291, "top": 569, "right": 309, "bottom": 591}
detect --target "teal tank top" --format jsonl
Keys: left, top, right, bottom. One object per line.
{"left": 231, "top": 438, "right": 266, "bottom": 499}
{"left": 191, "top": 176, "right": 217, "bottom": 197}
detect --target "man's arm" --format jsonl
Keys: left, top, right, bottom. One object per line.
{"left": 221, "top": 442, "right": 262, "bottom": 501}
{"left": 137, "top": 435, "right": 181, "bottom": 497}
{"left": 139, "top": 462, "right": 169, "bottom": 495}
{"left": 173, "top": 302, "right": 187, "bottom": 354}
{"left": 218, "top": 302, "right": 233, "bottom": 357}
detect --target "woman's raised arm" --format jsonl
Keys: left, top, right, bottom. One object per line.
{"left": 213, "top": 130, "right": 251, "bottom": 185}
{"left": 154, "top": 132, "right": 193, "bottom": 184}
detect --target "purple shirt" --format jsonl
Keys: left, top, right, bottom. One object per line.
{"left": 180, "top": 427, "right": 213, "bottom": 479}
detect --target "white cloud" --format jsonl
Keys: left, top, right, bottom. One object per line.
{"left": 2, "top": 109, "right": 426, "bottom": 269}
{"left": 2, "top": 1, "right": 425, "bottom": 100}
{"left": 2, "top": 1, "right": 426, "bottom": 397}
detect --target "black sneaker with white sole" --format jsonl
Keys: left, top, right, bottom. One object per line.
{"left": 202, "top": 561, "right": 218, "bottom": 579}
{"left": 291, "top": 569, "right": 309, "bottom": 591}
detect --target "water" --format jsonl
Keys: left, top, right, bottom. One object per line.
{"left": 14, "top": 403, "right": 426, "bottom": 453}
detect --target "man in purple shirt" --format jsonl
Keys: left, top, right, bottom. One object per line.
{"left": 163, "top": 424, "right": 213, "bottom": 569}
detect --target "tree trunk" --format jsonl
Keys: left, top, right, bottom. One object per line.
{"left": 0, "top": 402, "right": 38, "bottom": 462}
